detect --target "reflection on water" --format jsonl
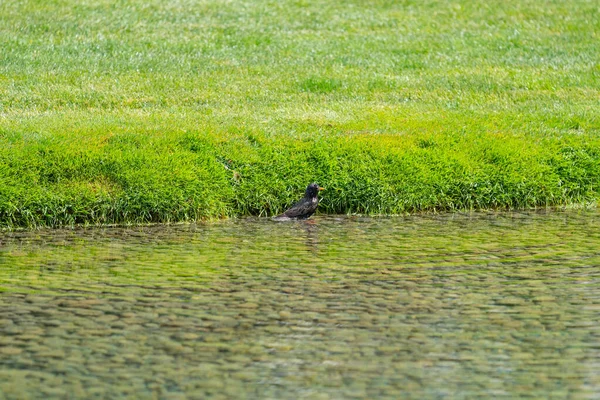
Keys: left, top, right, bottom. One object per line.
{"left": 1, "top": 210, "right": 599, "bottom": 399}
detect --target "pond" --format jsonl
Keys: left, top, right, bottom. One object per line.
{"left": 1, "top": 210, "right": 599, "bottom": 399}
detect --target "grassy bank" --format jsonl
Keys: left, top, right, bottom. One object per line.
{"left": 1, "top": 0, "right": 599, "bottom": 227}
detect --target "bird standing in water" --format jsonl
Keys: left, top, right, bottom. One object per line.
{"left": 274, "top": 183, "right": 324, "bottom": 220}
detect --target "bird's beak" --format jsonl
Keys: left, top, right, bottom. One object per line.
{"left": 319, "top": 187, "right": 325, "bottom": 191}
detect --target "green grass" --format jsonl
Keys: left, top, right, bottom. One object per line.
{"left": 1, "top": 0, "right": 599, "bottom": 227}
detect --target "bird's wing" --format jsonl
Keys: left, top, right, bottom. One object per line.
{"left": 282, "top": 199, "right": 316, "bottom": 218}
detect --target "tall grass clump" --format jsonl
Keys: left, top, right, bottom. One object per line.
{"left": 0, "top": 0, "right": 599, "bottom": 227}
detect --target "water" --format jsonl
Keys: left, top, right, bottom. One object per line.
{"left": 1, "top": 210, "right": 599, "bottom": 399}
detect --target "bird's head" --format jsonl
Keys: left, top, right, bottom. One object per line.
{"left": 305, "top": 183, "right": 325, "bottom": 198}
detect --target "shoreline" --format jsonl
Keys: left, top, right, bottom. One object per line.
{"left": 2, "top": 204, "right": 597, "bottom": 231}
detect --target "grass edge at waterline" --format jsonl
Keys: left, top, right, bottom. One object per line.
{"left": 1, "top": 129, "right": 599, "bottom": 229}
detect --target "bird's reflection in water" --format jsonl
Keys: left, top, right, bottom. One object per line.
{"left": 301, "top": 219, "right": 320, "bottom": 256}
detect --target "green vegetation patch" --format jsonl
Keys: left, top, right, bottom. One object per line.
{"left": 1, "top": 0, "right": 599, "bottom": 227}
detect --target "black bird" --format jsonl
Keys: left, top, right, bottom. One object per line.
{"left": 274, "top": 183, "right": 324, "bottom": 220}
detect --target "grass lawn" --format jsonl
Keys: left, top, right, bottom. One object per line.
{"left": 1, "top": 0, "right": 599, "bottom": 227}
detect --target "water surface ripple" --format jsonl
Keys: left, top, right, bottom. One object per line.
{"left": 1, "top": 210, "right": 599, "bottom": 399}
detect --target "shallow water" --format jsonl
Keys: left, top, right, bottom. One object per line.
{"left": 1, "top": 210, "right": 599, "bottom": 399}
